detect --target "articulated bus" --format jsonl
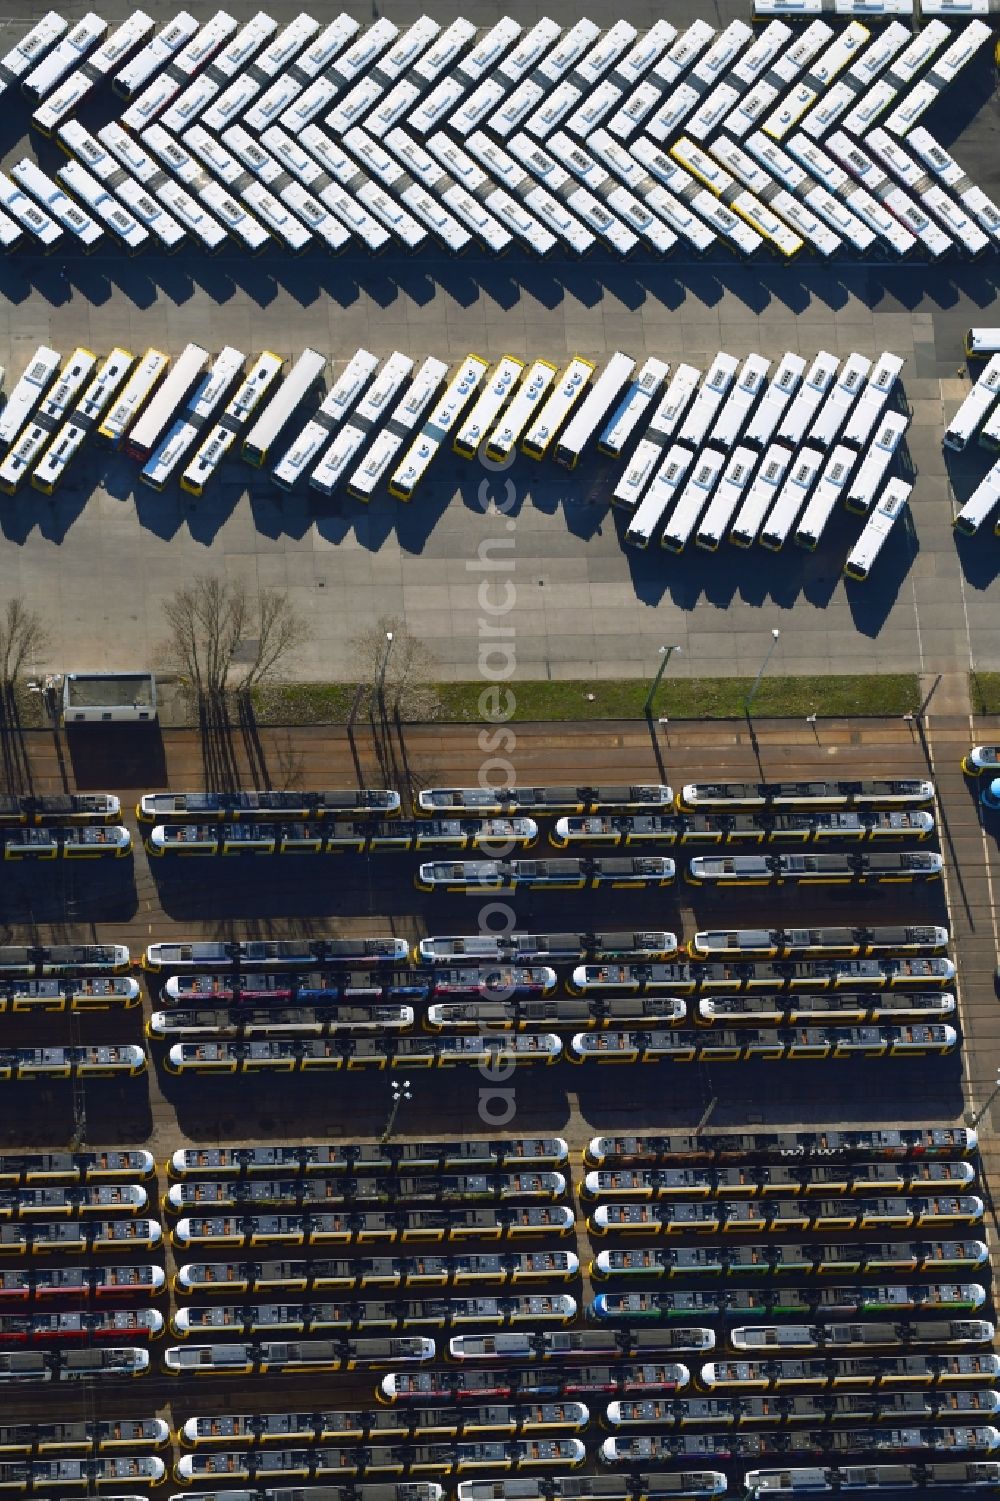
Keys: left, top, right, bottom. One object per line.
{"left": 553, "top": 810, "right": 934, "bottom": 847}
{"left": 567, "top": 1025, "right": 957, "bottom": 1065}
{"left": 123, "top": 343, "right": 208, "bottom": 461}
{"left": 700, "top": 1351, "right": 999, "bottom": 1392}
{"left": 697, "top": 994, "right": 955, "bottom": 1027}
{"left": 389, "top": 355, "right": 491, "bottom": 500}
{"left": 165, "top": 1035, "right": 565, "bottom": 1074}
{"left": 169, "top": 1139, "right": 569, "bottom": 1179}
{"left": 141, "top": 345, "right": 245, "bottom": 490}
{"left": 380, "top": 1365, "right": 692, "bottom": 1406}
{"left": 0, "top": 946, "right": 129, "bottom": 978}
{"left": 0, "top": 975, "right": 139, "bottom": 1013}
{"left": 685, "top": 852, "right": 942, "bottom": 886}
{"left": 31, "top": 349, "right": 134, "bottom": 493}
{"left": 138, "top": 788, "right": 400, "bottom": 822}
{"left": 581, "top": 1158, "right": 975, "bottom": 1201}
{"left": 165, "top": 1335, "right": 435, "bottom": 1376}
{"left": 0, "top": 1150, "right": 154, "bottom": 1186}
{"left": 522, "top": 358, "right": 596, "bottom": 460}
{"left": 96, "top": 348, "right": 168, "bottom": 446}
{"left": 161, "top": 971, "right": 429, "bottom": 1004}
{"left": 454, "top": 357, "right": 526, "bottom": 460}
{"left": 677, "top": 780, "right": 933, "bottom": 813}
{"left": 417, "top": 934, "right": 678, "bottom": 964}
{"left": 143, "top": 938, "right": 409, "bottom": 972}
{"left": 588, "top": 1194, "right": 982, "bottom": 1238}
{"left": 181, "top": 351, "right": 284, "bottom": 496}
{"left": 176, "top": 1250, "right": 580, "bottom": 1298}
{"left": 416, "top": 859, "right": 676, "bottom": 892}
{"left": 584, "top": 1126, "right": 978, "bottom": 1169}
{"left": 568, "top": 958, "right": 955, "bottom": 994}
{"left": 688, "top": 926, "right": 948, "bottom": 961}
{"left": 0, "top": 348, "right": 97, "bottom": 494}
{"left": 593, "top": 1238, "right": 989, "bottom": 1281}
{"left": 484, "top": 359, "right": 558, "bottom": 465}
{"left": 418, "top": 786, "right": 673, "bottom": 816}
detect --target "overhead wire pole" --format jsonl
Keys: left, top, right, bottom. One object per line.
{"left": 643, "top": 644, "right": 682, "bottom": 718}
{"left": 745, "top": 628, "right": 781, "bottom": 715}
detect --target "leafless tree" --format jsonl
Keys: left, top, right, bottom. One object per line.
{"left": 161, "top": 576, "right": 309, "bottom": 702}
{"left": 351, "top": 616, "right": 440, "bottom": 722}
{"left": 0, "top": 598, "right": 49, "bottom": 688}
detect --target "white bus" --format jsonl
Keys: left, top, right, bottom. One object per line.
{"left": 760, "top": 445, "right": 824, "bottom": 550}
{"left": 160, "top": 12, "right": 278, "bottom": 131}
{"left": 346, "top": 356, "right": 448, "bottom": 502}
{"left": 807, "top": 353, "right": 872, "bottom": 449}
{"left": 845, "top": 411, "right": 909, "bottom": 515}
{"left": 625, "top": 444, "right": 695, "bottom": 549}
{"left": 793, "top": 444, "right": 856, "bottom": 551}
{"left": 113, "top": 13, "right": 198, "bottom": 99}
{"left": 906, "top": 125, "right": 965, "bottom": 190}
{"left": 731, "top": 442, "right": 794, "bottom": 548}
{"left": 242, "top": 350, "right": 326, "bottom": 469}
{"left": 662, "top": 448, "right": 726, "bottom": 553}
{"left": 842, "top": 353, "right": 905, "bottom": 450}
{"left": 928, "top": 18, "right": 992, "bottom": 88}
{"left": 844, "top": 478, "right": 911, "bottom": 583}
{"left": 9, "top": 158, "right": 102, "bottom": 250}
{"left": 122, "top": 10, "right": 238, "bottom": 130}
{"left": 125, "top": 343, "right": 209, "bottom": 463}
{"left": 522, "top": 357, "right": 596, "bottom": 460}
{"left": 0, "top": 347, "right": 96, "bottom": 494}
{"left": 22, "top": 11, "right": 105, "bottom": 104}
{"left": 141, "top": 347, "right": 245, "bottom": 491}
{"left": 117, "top": 176, "right": 187, "bottom": 252}
{"left": 32, "top": 12, "right": 153, "bottom": 134}
{"left": 0, "top": 348, "right": 60, "bottom": 449}
{"left": 677, "top": 353, "right": 740, "bottom": 448}
{"left": 482, "top": 358, "right": 558, "bottom": 466}
{"left": 31, "top": 348, "right": 134, "bottom": 494}
{"left": 982, "top": 402, "right": 1000, "bottom": 453}
{"left": 273, "top": 349, "right": 380, "bottom": 491}
{"left": 309, "top": 353, "right": 414, "bottom": 498}
{"left": 0, "top": 168, "right": 62, "bottom": 249}
{"left": 453, "top": 357, "right": 525, "bottom": 461}
{"left": 97, "top": 349, "right": 169, "bottom": 446}
{"left": 181, "top": 351, "right": 284, "bottom": 497}
{"left": 953, "top": 460, "right": 1000, "bottom": 538}
{"left": 389, "top": 355, "right": 491, "bottom": 501}
{"left": 921, "top": 186, "right": 990, "bottom": 259}
{"left": 598, "top": 358, "right": 670, "bottom": 459}
{"left": 553, "top": 353, "right": 636, "bottom": 469}
{"left": 0, "top": 12, "right": 67, "bottom": 94}
{"left": 777, "top": 350, "right": 839, "bottom": 446}
{"left": 943, "top": 355, "right": 1000, "bottom": 452}
{"left": 744, "top": 353, "right": 806, "bottom": 449}
{"left": 55, "top": 161, "right": 148, "bottom": 253}
{"left": 696, "top": 446, "right": 759, "bottom": 551}
{"left": 610, "top": 363, "right": 701, "bottom": 510}
{"left": 707, "top": 354, "right": 771, "bottom": 451}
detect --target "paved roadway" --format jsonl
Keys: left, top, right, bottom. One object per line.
{"left": 0, "top": 2, "right": 997, "bottom": 679}
{"left": 0, "top": 712, "right": 996, "bottom": 1467}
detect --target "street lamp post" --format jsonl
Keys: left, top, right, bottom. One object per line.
{"left": 965, "top": 1070, "right": 1000, "bottom": 1129}
{"left": 381, "top": 1077, "right": 412, "bottom": 1142}
{"left": 376, "top": 630, "right": 394, "bottom": 715}
{"left": 643, "top": 644, "right": 681, "bottom": 718}
{"left": 745, "top": 628, "right": 781, "bottom": 714}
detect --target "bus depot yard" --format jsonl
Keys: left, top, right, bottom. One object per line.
{"left": 1, "top": 1, "right": 1000, "bottom": 1499}
{"left": 0, "top": 716, "right": 993, "bottom": 1501}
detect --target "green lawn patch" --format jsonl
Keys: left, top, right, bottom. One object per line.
{"left": 971, "top": 672, "right": 1000, "bottom": 716}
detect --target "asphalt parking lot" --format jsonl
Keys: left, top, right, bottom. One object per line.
{"left": 0, "top": 2, "right": 997, "bottom": 680}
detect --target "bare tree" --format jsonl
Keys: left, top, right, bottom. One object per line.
{"left": 351, "top": 616, "right": 440, "bottom": 722}
{"left": 0, "top": 598, "right": 49, "bottom": 688}
{"left": 161, "top": 576, "right": 309, "bottom": 703}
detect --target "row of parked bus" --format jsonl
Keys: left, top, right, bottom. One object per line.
{"left": 7, "top": 6, "right": 997, "bottom": 269}
{"left": 614, "top": 348, "right": 912, "bottom": 568}
{"left": 147, "top": 995, "right": 959, "bottom": 1044}
{"left": 159, "top": 1025, "right": 959, "bottom": 1074}
{"left": 128, "top": 774, "right": 930, "bottom": 822}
